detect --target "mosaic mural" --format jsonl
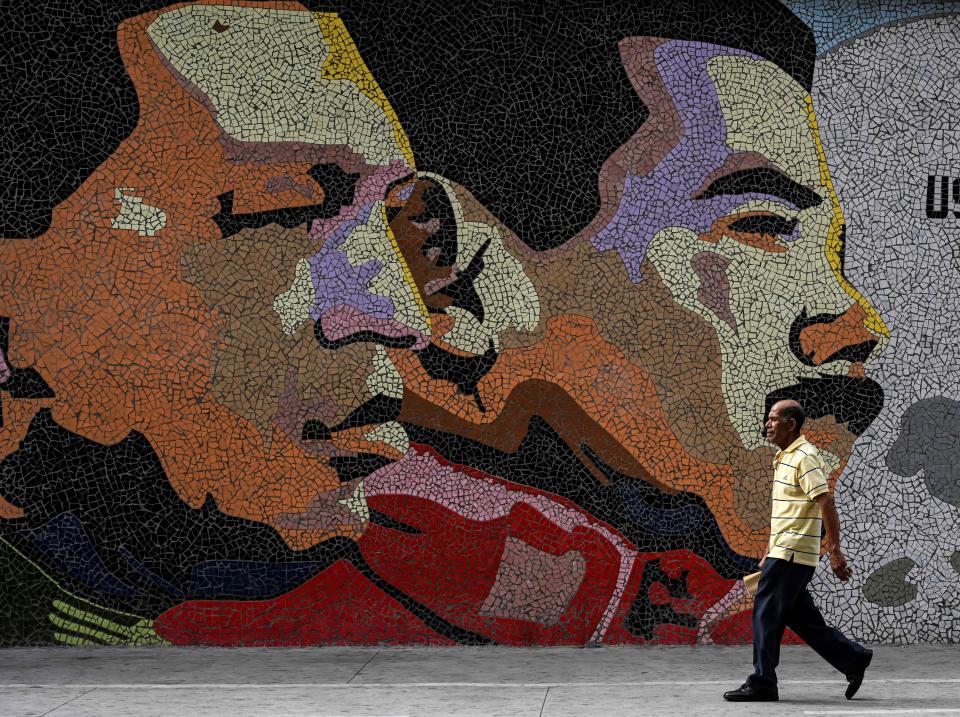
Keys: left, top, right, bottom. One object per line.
{"left": 0, "top": 0, "right": 956, "bottom": 646}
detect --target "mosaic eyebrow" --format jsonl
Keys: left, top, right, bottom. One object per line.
{"left": 694, "top": 167, "right": 823, "bottom": 210}
{"left": 211, "top": 164, "right": 360, "bottom": 240}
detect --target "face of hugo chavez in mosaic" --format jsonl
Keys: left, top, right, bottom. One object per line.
{"left": 0, "top": 2, "right": 886, "bottom": 566}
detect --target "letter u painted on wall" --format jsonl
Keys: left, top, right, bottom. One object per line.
{"left": 926, "top": 175, "right": 960, "bottom": 218}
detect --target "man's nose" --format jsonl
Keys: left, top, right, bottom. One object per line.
{"left": 789, "top": 303, "right": 881, "bottom": 367}
{"left": 303, "top": 204, "right": 432, "bottom": 351}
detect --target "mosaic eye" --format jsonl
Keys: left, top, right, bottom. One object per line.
{"left": 727, "top": 214, "right": 798, "bottom": 237}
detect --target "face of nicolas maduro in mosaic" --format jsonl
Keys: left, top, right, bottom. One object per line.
{"left": 390, "top": 38, "right": 889, "bottom": 558}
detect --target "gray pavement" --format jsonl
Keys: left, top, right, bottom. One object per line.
{"left": 0, "top": 646, "right": 957, "bottom": 716}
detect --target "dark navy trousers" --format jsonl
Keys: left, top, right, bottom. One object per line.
{"left": 748, "top": 556, "right": 868, "bottom": 689}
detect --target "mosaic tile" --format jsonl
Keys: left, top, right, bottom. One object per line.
{"left": 0, "top": 0, "right": 956, "bottom": 646}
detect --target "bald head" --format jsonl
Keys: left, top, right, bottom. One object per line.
{"left": 774, "top": 400, "right": 805, "bottom": 430}
{"left": 766, "top": 399, "right": 806, "bottom": 449}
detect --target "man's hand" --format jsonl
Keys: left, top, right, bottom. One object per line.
{"left": 814, "top": 492, "right": 852, "bottom": 581}
{"left": 828, "top": 546, "right": 853, "bottom": 581}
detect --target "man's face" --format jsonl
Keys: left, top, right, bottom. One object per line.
{"left": 146, "top": 3, "right": 441, "bottom": 544}
{"left": 764, "top": 402, "right": 798, "bottom": 450}
{"left": 626, "top": 41, "right": 887, "bottom": 448}
{"left": 391, "top": 38, "right": 888, "bottom": 558}
{"left": 576, "top": 40, "right": 888, "bottom": 541}
{"left": 0, "top": 2, "right": 441, "bottom": 548}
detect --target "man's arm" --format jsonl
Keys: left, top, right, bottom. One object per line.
{"left": 813, "top": 492, "right": 853, "bottom": 581}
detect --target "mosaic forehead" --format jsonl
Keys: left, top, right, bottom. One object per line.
{"left": 146, "top": 4, "right": 413, "bottom": 167}
{"left": 2, "top": 0, "right": 951, "bottom": 648}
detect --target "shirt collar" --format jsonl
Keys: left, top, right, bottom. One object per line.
{"left": 774, "top": 435, "right": 809, "bottom": 463}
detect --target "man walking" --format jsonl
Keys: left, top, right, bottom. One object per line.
{"left": 724, "top": 399, "right": 873, "bottom": 702}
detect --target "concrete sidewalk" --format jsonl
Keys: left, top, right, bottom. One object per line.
{"left": 0, "top": 646, "right": 957, "bottom": 716}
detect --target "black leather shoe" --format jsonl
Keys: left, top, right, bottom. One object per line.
{"left": 845, "top": 648, "right": 873, "bottom": 700}
{"left": 723, "top": 683, "right": 779, "bottom": 702}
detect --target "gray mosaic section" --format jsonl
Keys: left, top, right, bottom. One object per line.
{"left": 863, "top": 558, "right": 919, "bottom": 607}
{"left": 812, "top": 13, "right": 960, "bottom": 644}
{"left": 888, "top": 397, "right": 960, "bottom": 507}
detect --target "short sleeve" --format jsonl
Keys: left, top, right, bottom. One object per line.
{"left": 797, "top": 452, "right": 829, "bottom": 499}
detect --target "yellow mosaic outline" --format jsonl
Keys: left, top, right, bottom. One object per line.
{"left": 314, "top": 13, "right": 416, "bottom": 171}
{"left": 806, "top": 95, "right": 889, "bottom": 338}
{"left": 382, "top": 202, "right": 432, "bottom": 330}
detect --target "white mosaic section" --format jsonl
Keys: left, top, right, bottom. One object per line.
{"left": 811, "top": 14, "right": 960, "bottom": 644}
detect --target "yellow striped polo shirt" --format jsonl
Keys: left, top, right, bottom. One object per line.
{"left": 766, "top": 435, "right": 830, "bottom": 567}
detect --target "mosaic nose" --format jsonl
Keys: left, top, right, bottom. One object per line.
{"left": 303, "top": 201, "right": 432, "bottom": 351}
{"left": 789, "top": 303, "right": 881, "bottom": 368}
